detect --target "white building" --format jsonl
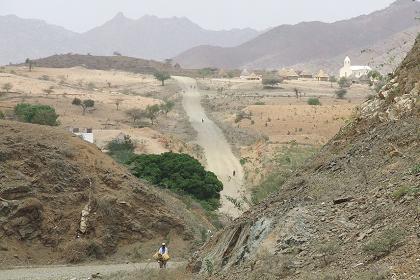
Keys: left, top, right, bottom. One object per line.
{"left": 69, "top": 127, "right": 94, "bottom": 144}
{"left": 339, "top": 56, "right": 371, "bottom": 78}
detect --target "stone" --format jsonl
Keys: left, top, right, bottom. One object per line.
{"left": 333, "top": 197, "right": 354, "bottom": 205}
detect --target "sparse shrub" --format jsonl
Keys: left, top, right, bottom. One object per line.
{"left": 39, "top": 75, "right": 50, "bottom": 81}
{"left": 317, "top": 241, "right": 340, "bottom": 266}
{"left": 160, "top": 99, "right": 175, "bottom": 116}
{"left": 14, "top": 103, "right": 59, "bottom": 126}
{"left": 63, "top": 239, "right": 104, "bottom": 263}
{"left": 411, "top": 163, "right": 420, "bottom": 175}
{"left": 307, "top": 97, "right": 321, "bottom": 105}
{"left": 338, "top": 77, "right": 351, "bottom": 88}
{"left": 87, "top": 82, "right": 96, "bottom": 90}
{"left": 391, "top": 185, "right": 419, "bottom": 200}
{"left": 240, "top": 158, "right": 246, "bottom": 165}
{"left": 363, "top": 228, "right": 404, "bottom": 259}
{"left": 0, "top": 111, "right": 4, "bottom": 119}
{"left": 251, "top": 119, "right": 255, "bottom": 125}
{"left": 254, "top": 101, "right": 265, "bottom": 105}
{"left": 335, "top": 89, "right": 347, "bottom": 99}
{"left": 262, "top": 76, "right": 282, "bottom": 88}
{"left": 235, "top": 111, "right": 251, "bottom": 123}
{"left": 126, "top": 108, "right": 146, "bottom": 124}
{"left": 106, "top": 135, "right": 136, "bottom": 163}
{"left": 251, "top": 144, "right": 317, "bottom": 204}
{"left": 204, "top": 258, "right": 214, "bottom": 276}
{"left": 2, "top": 83, "right": 13, "bottom": 93}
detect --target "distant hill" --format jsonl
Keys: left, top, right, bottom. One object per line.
{"left": 74, "top": 13, "right": 261, "bottom": 61}
{"left": 0, "top": 15, "right": 77, "bottom": 65}
{"left": 27, "top": 54, "right": 185, "bottom": 75}
{"left": 174, "top": 0, "right": 420, "bottom": 71}
{"left": 0, "top": 13, "right": 260, "bottom": 66}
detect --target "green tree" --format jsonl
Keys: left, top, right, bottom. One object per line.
{"left": 2, "top": 83, "right": 13, "bottom": 93}
{"left": 145, "top": 104, "right": 161, "bottom": 125}
{"left": 335, "top": 89, "right": 347, "bottom": 99}
{"left": 262, "top": 77, "right": 282, "bottom": 88}
{"left": 338, "top": 77, "right": 351, "bottom": 89}
{"left": 72, "top": 98, "right": 95, "bottom": 115}
{"left": 14, "top": 103, "right": 59, "bottom": 126}
{"left": 160, "top": 100, "right": 175, "bottom": 116}
{"left": 154, "top": 72, "right": 171, "bottom": 86}
{"left": 128, "top": 152, "right": 223, "bottom": 210}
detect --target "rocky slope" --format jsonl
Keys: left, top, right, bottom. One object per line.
{"left": 0, "top": 121, "right": 211, "bottom": 266}
{"left": 188, "top": 36, "right": 419, "bottom": 279}
{"left": 175, "top": 0, "right": 419, "bottom": 70}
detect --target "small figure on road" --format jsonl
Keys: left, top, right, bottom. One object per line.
{"left": 233, "top": 170, "right": 236, "bottom": 177}
{"left": 153, "top": 243, "right": 170, "bottom": 269}
{"left": 202, "top": 118, "right": 204, "bottom": 123}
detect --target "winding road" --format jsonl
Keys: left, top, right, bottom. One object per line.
{"left": 174, "top": 76, "right": 245, "bottom": 217}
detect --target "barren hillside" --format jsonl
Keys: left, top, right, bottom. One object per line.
{"left": 0, "top": 121, "right": 211, "bottom": 266}
{"left": 175, "top": 0, "right": 419, "bottom": 70}
{"left": 188, "top": 35, "right": 420, "bottom": 279}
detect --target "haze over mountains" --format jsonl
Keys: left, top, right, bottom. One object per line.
{"left": 1, "top": 0, "right": 419, "bottom": 72}
{"left": 0, "top": 13, "right": 260, "bottom": 65}
{"left": 175, "top": 0, "right": 420, "bottom": 72}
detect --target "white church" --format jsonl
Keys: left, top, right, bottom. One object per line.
{"left": 339, "top": 56, "right": 371, "bottom": 78}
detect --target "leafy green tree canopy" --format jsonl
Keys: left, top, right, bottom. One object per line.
{"left": 128, "top": 152, "right": 223, "bottom": 210}
{"left": 14, "top": 103, "right": 59, "bottom": 126}
{"left": 154, "top": 72, "right": 171, "bottom": 86}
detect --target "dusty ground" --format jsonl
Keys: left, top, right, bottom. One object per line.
{"left": 175, "top": 76, "right": 246, "bottom": 218}
{"left": 0, "top": 66, "right": 198, "bottom": 157}
{"left": 198, "top": 78, "right": 371, "bottom": 187}
{"left": 0, "top": 261, "right": 185, "bottom": 280}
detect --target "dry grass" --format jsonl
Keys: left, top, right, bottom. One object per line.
{"left": 62, "top": 239, "right": 105, "bottom": 263}
{"left": 104, "top": 267, "right": 193, "bottom": 280}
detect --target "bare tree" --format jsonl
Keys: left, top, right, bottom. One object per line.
{"left": 126, "top": 108, "right": 146, "bottom": 124}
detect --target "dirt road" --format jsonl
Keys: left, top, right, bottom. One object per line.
{"left": 174, "top": 76, "right": 245, "bottom": 217}
{"left": 0, "top": 262, "right": 184, "bottom": 280}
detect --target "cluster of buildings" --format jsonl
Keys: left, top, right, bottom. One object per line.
{"left": 238, "top": 56, "right": 372, "bottom": 82}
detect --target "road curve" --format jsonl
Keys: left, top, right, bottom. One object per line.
{"left": 174, "top": 76, "right": 245, "bottom": 217}
{"left": 0, "top": 261, "right": 185, "bottom": 280}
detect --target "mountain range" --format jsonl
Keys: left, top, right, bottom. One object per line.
{"left": 1, "top": 0, "right": 419, "bottom": 72}
{"left": 0, "top": 13, "right": 260, "bottom": 66}
{"left": 174, "top": 0, "right": 420, "bottom": 72}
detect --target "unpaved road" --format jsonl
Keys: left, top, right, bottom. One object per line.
{"left": 0, "top": 261, "right": 184, "bottom": 280}
{"left": 174, "top": 76, "right": 245, "bottom": 217}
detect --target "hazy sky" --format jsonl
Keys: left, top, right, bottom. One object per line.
{"left": 1, "top": 0, "right": 398, "bottom": 32}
